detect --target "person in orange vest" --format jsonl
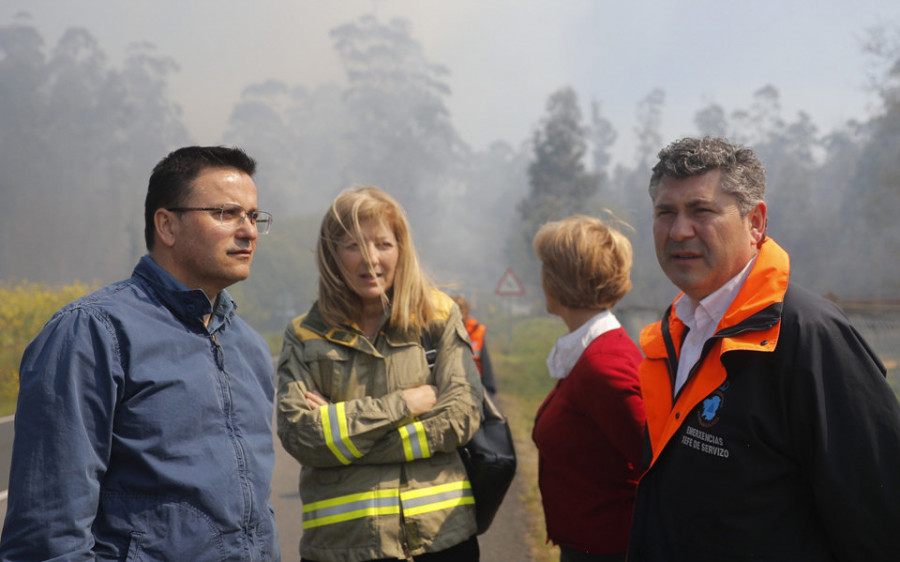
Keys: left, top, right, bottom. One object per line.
{"left": 451, "top": 295, "right": 497, "bottom": 395}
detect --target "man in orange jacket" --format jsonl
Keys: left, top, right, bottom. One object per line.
{"left": 628, "top": 137, "right": 900, "bottom": 561}
{"left": 452, "top": 295, "right": 497, "bottom": 395}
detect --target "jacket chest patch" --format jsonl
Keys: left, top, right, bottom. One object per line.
{"left": 678, "top": 382, "right": 731, "bottom": 458}
{"left": 696, "top": 381, "right": 729, "bottom": 427}
{"left": 680, "top": 425, "right": 730, "bottom": 459}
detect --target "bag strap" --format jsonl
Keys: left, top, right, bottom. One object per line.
{"left": 421, "top": 328, "right": 438, "bottom": 372}
{"left": 421, "top": 329, "right": 498, "bottom": 422}
{"left": 481, "top": 390, "right": 504, "bottom": 421}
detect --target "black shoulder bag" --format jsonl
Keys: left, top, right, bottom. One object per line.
{"left": 422, "top": 329, "right": 517, "bottom": 535}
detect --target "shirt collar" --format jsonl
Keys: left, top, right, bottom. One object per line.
{"left": 674, "top": 255, "right": 758, "bottom": 335}
{"left": 546, "top": 310, "right": 621, "bottom": 379}
{"left": 133, "top": 255, "right": 235, "bottom": 332}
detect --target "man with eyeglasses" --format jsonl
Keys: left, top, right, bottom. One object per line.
{"left": 0, "top": 146, "right": 281, "bottom": 560}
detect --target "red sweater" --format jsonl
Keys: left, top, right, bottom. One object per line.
{"left": 532, "top": 327, "right": 646, "bottom": 554}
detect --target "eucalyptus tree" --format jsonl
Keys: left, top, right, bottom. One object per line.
{"left": 589, "top": 100, "right": 618, "bottom": 194}
{"left": 693, "top": 102, "right": 728, "bottom": 139}
{"left": 0, "top": 16, "right": 47, "bottom": 279}
{"left": 223, "top": 80, "right": 350, "bottom": 216}
{"left": 510, "top": 87, "right": 599, "bottom": 296}
{"left": 518, "top": 87, "right": 599, "bottom": 243}
{"left": 633, "top": 88, "right": 665, "bottom": 170}
{"left": 330, "top": 15, "right": 464, "bottom": 206}
{"left": 0, "top": 17, "right": 187, "bottom": 284}
{"left": 843, "top": 24, "right": 900, "bottom": 297}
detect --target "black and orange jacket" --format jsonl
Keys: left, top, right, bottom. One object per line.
{"left": 463, "top": 317, "right": 486, "bottom": 372}
{"left": 628, "top": 239, "right": 900, "bottom": 561}
{"left": 463, "top": 317, "right": 497, "bottom": 394}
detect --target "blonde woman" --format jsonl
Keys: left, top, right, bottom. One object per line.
{"left": 277, "top": 187, "right": 483, "bottom": 562}
{"left": 532, "top": 215, "right": 646, "bottom": 562}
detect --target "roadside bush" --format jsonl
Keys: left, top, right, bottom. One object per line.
{"left": 0, "top": 280, "right": 95, "bottom": 414}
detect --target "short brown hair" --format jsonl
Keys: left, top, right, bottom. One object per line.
{"left": 145, "top": 146, "right": 256, "bottom": 251}
{"left": 450, "top": 295, "right": 470, "bottom": 319}
{"left": 532, "top": 215, "right": 633, "bottom": 311}
{"left": 648, "top": 136, "right": 765, "bottom": 216}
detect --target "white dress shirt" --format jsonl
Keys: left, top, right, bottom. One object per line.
{"left": 672, "top": 256, "right": 757, "bottom": 396}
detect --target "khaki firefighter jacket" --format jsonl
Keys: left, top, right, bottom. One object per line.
{"left": 276, "top": 290, "right": 483, "bottom": 562}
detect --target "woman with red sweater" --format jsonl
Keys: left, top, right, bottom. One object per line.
{"left": 531, "top": 215, "right": 646, "bottom": 562}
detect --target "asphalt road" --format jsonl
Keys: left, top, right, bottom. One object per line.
{"left": 0, "top": 416, "right": 12, "bottom": 495}
{"left": 0, "top": 415, "right": 12, "bottom": 526}
{"left": 0, "top": 411, "right": 532, "bottom": 561}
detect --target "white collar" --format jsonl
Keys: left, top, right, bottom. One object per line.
{"left": 546, "top": 310, "right": 621, "bottom": 380}
{"left": 674, "top": 255, "right": 757, "bottom": 333}
{"left": 671, "top": 256, "right": 757, "bottom": 395}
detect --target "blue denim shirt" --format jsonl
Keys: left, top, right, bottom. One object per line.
{"left": 0, "top": 256, "right": 280, "bottom": 561}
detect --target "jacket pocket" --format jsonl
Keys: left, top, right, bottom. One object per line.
{"left": 303, "top": 345, "right": 350, "bottom": 400}
{"left": 125, "top": 531, "right": 144, "bottom": 561}
{"left": 96, "top": 492, "right": 228, "bottom": 561}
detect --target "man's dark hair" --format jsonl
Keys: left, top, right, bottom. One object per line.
{"left": 648, "top": 136, "right": 765, "bottom": 216}
{"left": 144, "top": 146, "right": 256, "bottom": 250}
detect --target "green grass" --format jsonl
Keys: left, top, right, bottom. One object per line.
{"left": 0, "top": 397, "right": 16, "bottom": 417}
{"left": 263, "top": 331, "right": 286, "bottom": 358}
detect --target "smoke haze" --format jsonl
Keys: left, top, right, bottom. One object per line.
{"left": 4, "top": 1, "right": 893, "bottom": 159}
{"left": 2, "top": 0, "right": 900, "bottom": 332}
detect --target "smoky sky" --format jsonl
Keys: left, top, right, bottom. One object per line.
{"left": 3, "top": 0, "right": 896, "bottom": 165}
{"left": 4, "top": 0, "right": 900, "bottom": 315}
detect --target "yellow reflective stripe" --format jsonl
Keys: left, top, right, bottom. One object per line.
{"left": 336, "top": 402, "right": 364, "bottom": 459}
{"left": 303, "top": 489, "right": 400, "bottom": 511}
{"left": 303, "top": 505, "right": 401, "bottom": 529}
{"left": 400, "top": 480, "right": 471, "bottom": 500}
{"left": 321, "top": 402, "right": 363, "bottom": 465}
{"left": 320, "top": 404, "right": 349, "bottom": 465}
{"left": 404, "top": 496, "right": 475, "bottom": 516}
{"left": 301, "top": 481, "right": 474, "bottom": 528}
{"left": 398, "top": 421, "right": 431, "bottom": 461}
{"left": 399, "top": 425, "right": 413, "bottom": 460}
{"left": 302, "top": 489, "right": 400, "bottom": 529}
{"left": 400, "top": 480, "right": 474, "bottom": 516}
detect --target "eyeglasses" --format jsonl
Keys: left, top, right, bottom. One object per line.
{"left": 167, "top": 204, "right": 273, "bottom": 234}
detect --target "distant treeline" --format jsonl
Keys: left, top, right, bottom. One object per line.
{"left": 2, "top": 14, "right": 900, "bottom": 334}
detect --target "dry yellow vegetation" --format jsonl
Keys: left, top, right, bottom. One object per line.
{"left": 0, "top": 280, "right": 96, "bottom": 414}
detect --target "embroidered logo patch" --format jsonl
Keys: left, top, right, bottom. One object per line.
{"left": 697, "top": 381, "right": 729, "bottom": 427}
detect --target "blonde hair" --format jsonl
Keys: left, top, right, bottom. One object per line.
{"left": 532, "top": 214, "right": 633, "bottom": 311}
{"left": 316, "top": 186, "right": 436, "bottom": 335}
